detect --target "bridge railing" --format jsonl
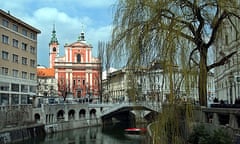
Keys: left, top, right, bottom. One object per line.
{"left": 101, "top": 103, "right": 130, "bottom": 116}
{"left": 100, "top": 102, "right": 162, "bottom": 116}
{"left": 141, "top": 102, "right": 162, "bottom": 112}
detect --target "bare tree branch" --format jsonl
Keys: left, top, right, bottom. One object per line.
{"left": 207, "top": 51, "right": 237, "bottom": 71}
{"left": 206, "top": 11, "right": 228, "bottom": 48}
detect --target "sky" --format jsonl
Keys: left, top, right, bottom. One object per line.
{"left": 0, "top": 0, "right": 116, "bottom": 67}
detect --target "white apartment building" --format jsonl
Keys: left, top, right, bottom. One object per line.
{"left": 37, "top": 66, "right": 58, "bottom": 97}
{"left": 0, "top": 10, "right": 41, "bottom": 105}
{"left": 102, "top": 62, "right": 215, "bottom": 104}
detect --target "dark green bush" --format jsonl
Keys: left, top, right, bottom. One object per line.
{"left": 188, "top": 125, "right": 232, "bottom": 144}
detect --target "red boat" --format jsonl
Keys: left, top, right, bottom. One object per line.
{"left": 124, "top": 128, "right": 147, "bottom": 137}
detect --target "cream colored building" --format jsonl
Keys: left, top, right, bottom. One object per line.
{"left": 102, "top": 63, "right": 215, "bottom": 105}
{"left": 214, "top": 7, "right": 240, "bottom": 104}
{"left": 102, "top": 68, "right": 126, "bottom": 103}
{"left": 0, "top": 10, "right": 41, "bottom": 105}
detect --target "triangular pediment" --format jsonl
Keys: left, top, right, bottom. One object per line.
{"left": 65, "top": 41, "right": 92, "bottom": 48}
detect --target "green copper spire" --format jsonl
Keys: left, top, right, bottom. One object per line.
{"left": 49, "top": 24, "right": 59, "bottom": 44}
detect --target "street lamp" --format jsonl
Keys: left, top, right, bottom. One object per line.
{"left": 235, "top": 75, "right": 240, "bottom": 103}
{"left": 229, "top": 75, "right": 234, "bottom": 104}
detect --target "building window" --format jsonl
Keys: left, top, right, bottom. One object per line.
{"left": 12, "top": 69, "right": 19, "bottom": 77}
{"left": 2, "top": 51, "right": 8, "bottom": 60}
{"left": 22, "top": 71, "right": 27, "bottom": 79}
{"left": 77, "top": 54, "right": 81, "bottom": 63}
{"left": 53, "top": 47, "right": 56, "bottom": 52}
{"left": 12, "top": 24, "right": 18, "bottom": 32}
{"left": 29, "top": 85, "right": 36, "bottom": 92}
{"left": 1, "top": 67, "right": 8, "bottom": 75}
{"left": 2, "top": 19, "right": 9, "bottom": 27}
{"left": 22, "top": 57, "right": 27, "bottom": 65}
{"left": 0, "top": 82, "right": 9, "bottom": 91}
{"left": 30, "top": 73, "right": 35, "bottom": 80}
{"left": 12, "top": 54, "right": 18, "bottom": 63}
{"left": 12, "top": 94, "right": 19, "bottom": 105}
{"left": 30, "top": 32, "right": 36, "bottom": 40}
{"left": 30, "top": 46, "right": 36, "bottom": 54}
{"left": 11, "top": 83, "right": 19, "bottom": 92}
{"left": 225, "top": 35, "right": 228, "bottom": 45}
{"left": 30, "top": 59, "right": 35, "bottom": 67}
{"left": 22, "top": 29, "right": 27, "bottom": 36}
{"left": 13, "top": 39, "right": 18, "bottom": 48}
{"left": 2, "top": 35, "right": 9, "bottom": 44}
{"left": 22, "top": 43, "right": 27, "bottom": 51}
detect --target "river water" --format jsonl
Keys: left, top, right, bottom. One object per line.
{"left": 15, "top": 123, "right": 152, "bottom": 144}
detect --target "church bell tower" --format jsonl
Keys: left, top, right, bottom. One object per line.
{"left": 49, "top": 24, "right": 59, "bottom": 68}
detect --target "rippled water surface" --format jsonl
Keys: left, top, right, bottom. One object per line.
{"left": 15, "top": 123, "right": 151, "bottom": 144}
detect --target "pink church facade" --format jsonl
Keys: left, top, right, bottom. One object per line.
{"left": 49, "top": 27, "right": 101, "bottom": 100}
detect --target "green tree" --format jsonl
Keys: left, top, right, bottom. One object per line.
{"left": 111, "top": 0, "right": 240, "bottom": 143}
{"left": 111, "top": 0, "right": 240, "bottom": 107}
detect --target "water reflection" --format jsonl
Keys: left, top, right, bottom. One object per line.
{"left": 15, "top": 123, "right": 151, "bottom": 144}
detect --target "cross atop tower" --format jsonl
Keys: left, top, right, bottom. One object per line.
{"left": 78, "top": 23, "right": 85, "bottom": 41}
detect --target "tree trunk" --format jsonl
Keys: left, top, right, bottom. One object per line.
{"left": 199, "top": 48, "right": 208, "bottom": 106}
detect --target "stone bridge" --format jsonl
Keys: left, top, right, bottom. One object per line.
{"left": 0, "top": 102, "right": 161, "bottom": 133}
{"left": 100, "top": 102, "right": 161, "bottom": 126}
{"left": 32, "top": 102, "right": 161, "bottom": 125}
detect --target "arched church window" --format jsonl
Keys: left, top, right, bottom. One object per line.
{"left": 77, "top": 54, "right": 81, "bottom": 63}
{"left": 53, "top": 47, "right": 56, "bottom": 52}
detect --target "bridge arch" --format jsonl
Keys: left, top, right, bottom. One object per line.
{"left": 79, "top": 109, "right": 86, "bottom": 119}
{"left": 34, "top": 113, "right": 40, "bottom": 122}
{"left": 68, "top": 109, "right": 75, "bottom": 120}
{"left": 57, "top": 109, "right": 65, "bottom": 121}
{"left": 90, "top": 109, "right": 96, "bottom": 119}
{"left": 101, "top": 104, "right": 160, "bottom": 126}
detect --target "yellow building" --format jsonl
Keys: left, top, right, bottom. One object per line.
{"left": 0, "top": 9, "right": 41, "bottom": 105}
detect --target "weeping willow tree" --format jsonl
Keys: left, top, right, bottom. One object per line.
{"left": 111, "top": 0, "right": 240, "bottom": 107}
{"left": 111, "top": 0, "right": 240, "bottom": 143}
{"left": 98, "top": 41, "right": 113, "bottom": 103}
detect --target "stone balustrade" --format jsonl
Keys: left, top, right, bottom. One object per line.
{"left": 192, "top": 105, "right": 240, "bottom": 141}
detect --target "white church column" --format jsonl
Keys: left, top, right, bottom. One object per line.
{"left": 66, "top": 71, "right": 69, "bottom": 94}
{"left": 89, "top": 49, "right": 92, "bottom": 62}
{"left": 65, "top": 47, "right": 68, "bottom": 62}
{"left": 70, "top": 47, "right": 72, "bottom": 62}
{"left": 70, "top": 73, "right": 73, "bottom": 93}
{"left": 89, "top": 72, "right": 92, "bottom": 86}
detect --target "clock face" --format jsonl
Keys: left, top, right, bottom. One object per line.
{"left": 53, "top": 47, "right": 56, "bottom": 52}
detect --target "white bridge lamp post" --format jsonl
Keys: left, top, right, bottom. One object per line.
{"left": 235, "top": 75, "right": 240, "bottom": 102}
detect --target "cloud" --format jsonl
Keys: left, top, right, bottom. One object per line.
{"left": 78, "top": 0, "right": 117, "bottom": 8}
{"left": 30, "top": 7, "right": 92, "bottom": 26}
{"left": 0, "top": 1, "right": 114, "bottom": 66}
{"left": 22, "top": 7, "right": 112, "bottom": 66}
{"left": 87, "top": 25, "right": 113, "bottom": 55}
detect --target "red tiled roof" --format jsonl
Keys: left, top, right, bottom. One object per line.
{"left": 37, "top": 68, "right": 55, "bottom": 77}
